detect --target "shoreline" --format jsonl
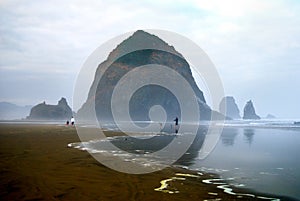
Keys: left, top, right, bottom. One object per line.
{"left": 0, "top": 124, "right": 296, "bottom": 201}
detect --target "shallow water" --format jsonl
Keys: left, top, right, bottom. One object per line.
{"left": 189, "top": 122, "right": 300, "bottom": 200}
{"left": 71, "top": 120, "right": 300, "bottom": 200}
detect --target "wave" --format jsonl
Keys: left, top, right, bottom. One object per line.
{"left": 216, "top": 119, "right": 300, "bottom": 129}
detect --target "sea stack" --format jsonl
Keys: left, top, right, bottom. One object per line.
{"left": 219, "top": 96, "right": 241, "bottom": 119}
{"left": 265, "top": 114, "right": 276, "bottom": 119}
{"left": 27, "top": 97, "right": 72, "bottom": 120}
{"left": 243, "top": 100, "right": 260, "bottom": 120}
{"left": 77, "top": 30, "right": 224, "bottom": 122}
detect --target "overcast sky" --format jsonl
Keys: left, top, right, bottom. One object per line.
{"left": 1, "top": 0, "right": 300, "bottom": 118}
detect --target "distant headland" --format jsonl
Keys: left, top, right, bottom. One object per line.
{"left": 27, "top": 97, "right": 73, "bottom": 120}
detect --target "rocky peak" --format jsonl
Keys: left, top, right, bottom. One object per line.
{"left": 219, "top": 96, "right": 241, "bottom": 119}
{"left": 27, "top": 97, "right": 72, "bottom": 120}
{"left": 107, "top": 30, "right": 180, "bottom": 61}
{"left": 243, "top": 100, "right": 260, "bottom": 120}
{"left": 78, "top": 30, "right": 225, "bottom": 121}
{"left": 58, "top": 97, "right": 67, "bottom": 105}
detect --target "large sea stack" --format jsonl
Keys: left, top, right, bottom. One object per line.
{"left": 219, "top": 96, "right": 241, "bottom": 119}
{"left": 27, "top": 98, "right": 72, "bottom": 120}
{"left": 243, "top": 100, "right": 260, "bottom": 120}
{"left": 77, "top": 30, "right": 223, "bottom": 122}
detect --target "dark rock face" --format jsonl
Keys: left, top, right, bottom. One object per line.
{"left": 78, "top": 30, "right": 224, "bottom": 122}
{"left": 243, "top": 100, "right": 260, "bottom": 120}
{"left": 219, "top": 96, "right": 241, "bottom": 119}
{"left": 27, "top": 98, "right": 72, "bottom": 120}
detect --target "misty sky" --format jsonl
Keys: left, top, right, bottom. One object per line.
{"left": 0, "top": 0, "right": 300, "bottom": 118}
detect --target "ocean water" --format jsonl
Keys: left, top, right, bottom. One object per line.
{"left": 190, "top": 123, "right": 300, "bottom": 200}
{"left": 70, "top": 120, "right": 300, "bottom": 200}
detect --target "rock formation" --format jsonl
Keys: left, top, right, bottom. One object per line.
{"left": 27, "top": 98, "right": 72, "bottom": 120}
{"left": 77, "top": 30, "right": 224, "bottom": 122}
{"left": 243, "top": 100, "right": 260, "bottom": 120}
{"left": 265, "top": 114, "right": 276, "bottom": 119}
{"left": 219, "top": 96, "right": 241, "bottom": 119}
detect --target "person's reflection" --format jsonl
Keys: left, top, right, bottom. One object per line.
{"left": 221, "top": 128, "right": 238, "bottom": 146}
{"left": 175, "top": 126, "right": 206, "bottom": 166}
{"left": 244, "top": 128, "right": 255, "bottom": 145}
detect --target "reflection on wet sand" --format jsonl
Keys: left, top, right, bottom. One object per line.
{"left": 220, "top": 128, "right": 238, "bottom": 146}
{"left": 243, "top": 129, "right": 255, "bottom": 145}
{"left": 175, "top": 127, "right": 206, "bottom": 166}
{"left": 191, "top": 126, "right": 300, "bottom": 200}
{"left": 70, "top": 123, "right": 300, "bottom": 200}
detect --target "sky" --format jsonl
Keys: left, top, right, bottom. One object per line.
{"left": 0, "top": 0, "right": 300, "bottom": 118}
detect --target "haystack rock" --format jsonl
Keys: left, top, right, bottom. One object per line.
{"left": 219, "top": 96, "right": 241, "bottom": 119}
{"left": 77, "top": 30, "right": 225, "bottom": 122}
{"left": 27, "top": 98, "right": 72, "bottom": 120}
{"left": 243, "top": 100, "right": 260, "bottom": 120}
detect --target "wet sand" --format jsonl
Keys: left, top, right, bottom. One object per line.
{"left": 0, "top": 124, "right": 288, "bottom": 201}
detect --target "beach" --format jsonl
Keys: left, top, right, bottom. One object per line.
{"left": 0, "top": 124, "right": 287, "bottom": 201}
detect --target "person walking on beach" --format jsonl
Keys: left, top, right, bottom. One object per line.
{"left": 159, "top": 122, "right": 163, "bottom": 133}
{"left": 174, "top": 117, "right": 179, "bottom": 133}
{"left": 174, "top": 117, "right": 178, "bottom": 126}
{"left": 71, "top": 117, "right": 75, "bottom": 126}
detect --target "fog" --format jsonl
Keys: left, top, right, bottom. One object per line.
{"left": 1, "top": 0, "right": 300, "bottom": 119}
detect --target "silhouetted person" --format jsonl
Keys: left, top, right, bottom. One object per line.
{"left": 174, "top": 117, "right": 179, "bottom": 133}
{"left": 71, "top": 117, "right": 75, "bottom": 126}
{"left": 174, "top": 117, "right": 178, "bottom": 125}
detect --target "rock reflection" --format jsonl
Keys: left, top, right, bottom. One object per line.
{"left": 175, "top": 126, "right": 206, "bottom": 166}
{"left": 244, "top": 129, "right": 255, "bottom": 145}
{"left": 220, "top": 128, "right": 238, "bottom": 146}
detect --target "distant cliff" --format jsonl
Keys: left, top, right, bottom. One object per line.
{"left": 219, "top": 96, "right": 241, "bottom": 119}
{"left": 265, "top": 114, "right": 276, "bottom": 119}
{"left": 27, "top": 98, "right": 72, "bottom": 120}
{"left": 0, "top": 102, "right": 32, "bottom": 120}
{"left": 243, "top": 100, "right": 260, "bottom": 120}
{"left": 78, "top": 30, "right": 224, "bottom": 122}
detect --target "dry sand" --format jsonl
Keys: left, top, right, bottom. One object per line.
{"left": 0, "top": 124, "right": 281, "bottom": 201}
